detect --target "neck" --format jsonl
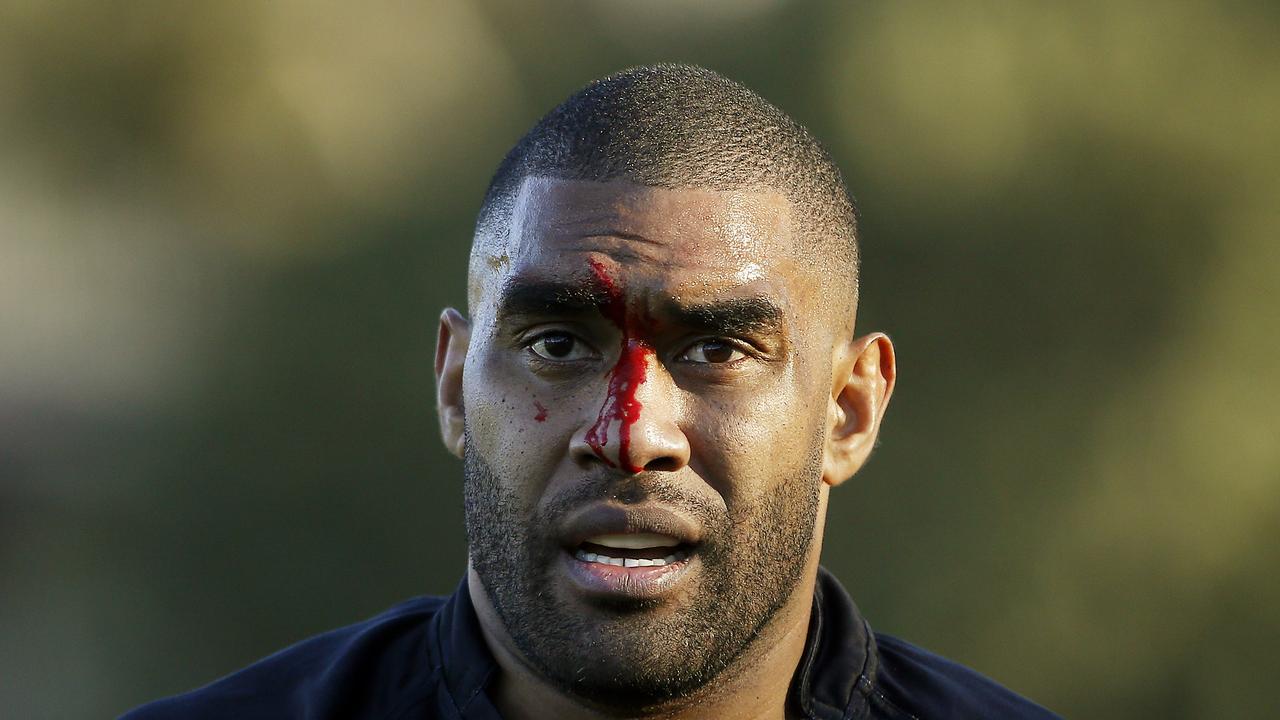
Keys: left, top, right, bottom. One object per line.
{"left": 468, "top": 568, "right": 817, "bottom": 720}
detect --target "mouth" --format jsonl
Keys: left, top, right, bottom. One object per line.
{"left": 556, "top": 506, "right": 704, "bottom": 602}
{"left": 572, "top": 532, "right": 692, "bottom": 568}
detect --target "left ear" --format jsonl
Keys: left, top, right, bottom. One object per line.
{"left": 822, "top": 332, "right": 896, "bottom": 487}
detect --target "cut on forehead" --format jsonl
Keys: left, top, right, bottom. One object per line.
{"left": 468, "top": 63, "right": 860, "bottom": 312}
{"left": 467, "top": 178, "right": 858, "bottom": 339}
{"left": 471, "top": 178, "right": 798, "bottom": 306}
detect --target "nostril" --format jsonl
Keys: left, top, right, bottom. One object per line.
{"left": 642, "top": 456, "right": 682, "bottom": 473}
{"left": 572, "top": 441, "right": 616, "bottom": 470}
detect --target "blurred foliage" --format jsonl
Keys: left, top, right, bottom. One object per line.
{"left": 1, "top": 1, "right": 1277, "bottom": 717}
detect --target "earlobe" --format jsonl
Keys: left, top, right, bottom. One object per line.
{"left": 822, "top": 332, "right": 896, "bottom": 487}
{"left": 435, "top": 308, "right": 471, "bottom": 459}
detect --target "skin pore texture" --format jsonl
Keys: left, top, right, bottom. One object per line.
{"left": 435, "top": 177, "right": 896, "bottom": 720}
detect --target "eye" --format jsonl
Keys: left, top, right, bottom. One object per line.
{"left": 681, "top": 339, "right": 747, "bottom": 364}
{"left": 528, "top": 331, "right": 594, "bottom": 361}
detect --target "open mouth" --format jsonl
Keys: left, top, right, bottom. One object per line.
{"left": 571, "top": 532, "right": 693, "bottom": 568}
{"left": 555, "top": 503, "right": 704, "bottom": 599}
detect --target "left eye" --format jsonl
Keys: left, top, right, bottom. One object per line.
{"left": 528, "top": 332, "right": 593, "bottom": 361}
{"left": 681, "top": 339, "right": 746, "bottom": 364}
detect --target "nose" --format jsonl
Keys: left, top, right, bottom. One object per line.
{"left": 571, "top": 349, "right": 691, "bottom": 474}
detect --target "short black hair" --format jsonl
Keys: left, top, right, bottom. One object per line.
{"left": 474, "top": 63, "right": 859, "bottom": 294}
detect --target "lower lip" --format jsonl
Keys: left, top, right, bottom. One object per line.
{"left": 560, "top": 549, "right": 696, "bottom": 601}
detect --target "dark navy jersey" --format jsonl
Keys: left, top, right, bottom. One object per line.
{"left": 121, "top": 568, "right": 1062, "bottom": 719}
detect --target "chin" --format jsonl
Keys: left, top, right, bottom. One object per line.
{"left": 509, "top": 596, "right": 758, "bottom": 711}
{"left": 545, "top": 646, "right": 721, "bottom": 711}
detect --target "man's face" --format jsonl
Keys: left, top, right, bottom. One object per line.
{"left": 456, "top": 178, "right": 844, "bottom": 706}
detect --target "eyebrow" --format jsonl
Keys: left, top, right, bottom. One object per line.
{"left": 495, "top": 276, "right": 785, "bottom": 337}
{"left": 496, "top": 277, "right": 604, "bottom": 320}
{"left": 668, "top": 296, "right": 784, "bottom": 337}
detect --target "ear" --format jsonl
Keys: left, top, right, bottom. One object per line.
{"left": 435, "top": 308, "right": 471, "bottom": 459}
{"left": 822, "top": 332, "right": 896, "bottom": 487}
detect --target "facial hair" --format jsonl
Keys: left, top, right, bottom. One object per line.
{"left": 463, "top": 432, "right": 823, "bottom": 710}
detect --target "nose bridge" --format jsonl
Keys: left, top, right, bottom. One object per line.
{"left": 576, "top": 345, "right": 689, "bottom": 474}
{"left": 629, "top": 350, "right": 685, "bottom": 446}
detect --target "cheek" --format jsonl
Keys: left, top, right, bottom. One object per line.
{"left": 688, "top": 377, "right": 826, "bottom": 498}
{"left": 462, "top": 350, "right": 587, "bottom": 488}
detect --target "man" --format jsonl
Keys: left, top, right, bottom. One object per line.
{"left": 124, "top": 64, "right": 1061, "bottom": 719}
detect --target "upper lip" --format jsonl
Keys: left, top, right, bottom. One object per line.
{"left": 557, "top": 502, "right": 704, "bottom": 550}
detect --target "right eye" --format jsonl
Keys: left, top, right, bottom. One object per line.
{"left": 528, "top": 331, "right": 593, "bottom": 361}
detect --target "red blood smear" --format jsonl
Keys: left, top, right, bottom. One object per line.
{"left": 533, "top": 401, "right": 548, "bottom": 422}
{"left": 584, "top": 259, "right": 652, "bottom": 472}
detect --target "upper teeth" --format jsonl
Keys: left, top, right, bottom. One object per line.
{"left": 575, "top": 548, "right": 688, "bottom": 567}
{"left": 584, "top": 533, "right": 681, "bottom": 549}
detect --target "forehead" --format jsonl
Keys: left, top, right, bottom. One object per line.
{"left": 472, "top": 177, "right": 815, "bottom": 313}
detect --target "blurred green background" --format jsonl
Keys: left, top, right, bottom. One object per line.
{"left": 2, "top": 1, "right": 1277, "bottom": 717}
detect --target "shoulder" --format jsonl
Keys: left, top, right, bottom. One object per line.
{"left": 118, "top": 595, "right": 449, "bottom": 720}
{"left": 870, "top": 633, "right": 1063, "bottom": 720}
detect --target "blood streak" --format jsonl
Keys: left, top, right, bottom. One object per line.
{"left": 583, "top": 259, "right": 652, "bottom": 473}
{"left": 533, "top": 401, "right": 548, "bottom": 422}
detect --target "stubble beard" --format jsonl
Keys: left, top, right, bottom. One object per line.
{"left": 462, "top": 433, "right": 823, "bottom": 711}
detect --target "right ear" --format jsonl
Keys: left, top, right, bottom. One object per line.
{"left": 435, "top": 308, "right": 471, "bottom": 458}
